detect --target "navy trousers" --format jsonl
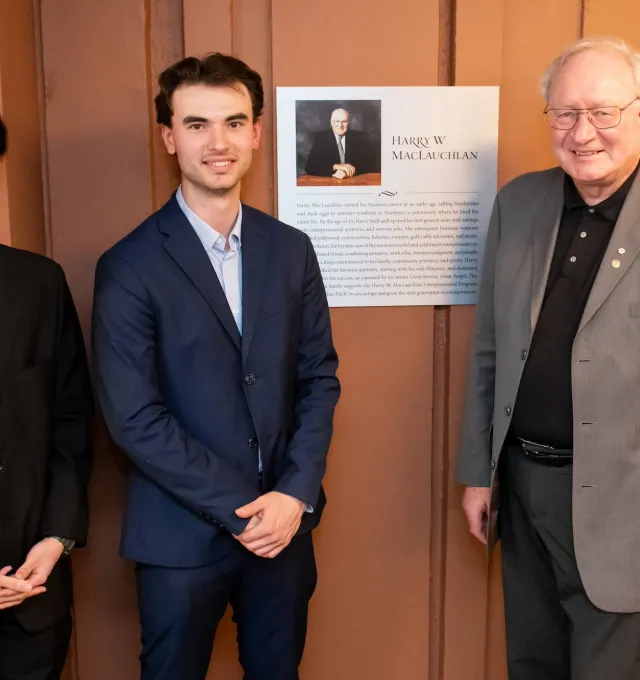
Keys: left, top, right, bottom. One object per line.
{"left": 136, "top": 533, "right": 317, "bottom": 680}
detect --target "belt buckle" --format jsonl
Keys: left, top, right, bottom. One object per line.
{"left": 516, "top": 437, "right": 572, "bottom": 464}
{"left": 518, "top": 437, "right": 555, "bottom": 452}
{"left": 518, "top": 437, "right": 564, "bottom": 460}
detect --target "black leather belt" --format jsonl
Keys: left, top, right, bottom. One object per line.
{"left": 514, "top": 437, "right": 573, "bottom": 465}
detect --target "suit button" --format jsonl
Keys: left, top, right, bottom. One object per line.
{"left": 248, "top": 437, "right": 258, "bottom": 448}
{"left": 505, "top": 406, "right": 512, "bottom": 416}
{"left": 491, "top": 460, "right": 496, "bottom": 471}
{"left": 244, "top": 374, "right": 256, "bottom": 386}
{"left": 0, "top": 460, "right": 4, "bottom": 473}
{"left": 521, "top": 349, "right": 528, "bottom": 360}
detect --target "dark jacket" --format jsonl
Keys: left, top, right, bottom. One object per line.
{"left": 305, "top": 129, "right": 379, "bottom": 177}
{"left": 0, "top": 245, "right": 93, "bottom": 631}
{"left": 93, "top": 198, "right": 340, "bottom": 567}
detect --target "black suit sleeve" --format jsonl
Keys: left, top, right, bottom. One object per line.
{"left": 39, "top": 270, "right": 93, "bottom": 545}
{"left": 305, "top": 132, "right": 336, "bottom": 177}
{"left": 346, "top": 131, "right": 379, "bottom": 175}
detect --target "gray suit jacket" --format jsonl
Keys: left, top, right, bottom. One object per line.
{"left": 457, "top": 166, "right": 640, "bottom": 613}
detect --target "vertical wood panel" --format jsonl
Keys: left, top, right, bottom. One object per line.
{"left": 456, "top": 0, "right": 505, "bottom": 86}
{"left": 148, "top": 0, "right": 184, "bottom": 210}
{"left": 0, "top": 0, "right": 45, "bottom": 252}
{"left": 232, "top": 0, "right": 275, "bottom": 215}
{"left": 272, "top": 1, "right": 440, "bottom": 86}
{"left": 303, "top": 309, "right": 435, "bottom": 680}
{"left": 269, "top": 2, "right": 439, "bottom": 678}
{"left": 498, "top": 0, "right": 581, "bottom": 184}
{"left": 582, "top": 2, "right": 640, "bottom": 42}
{"left": 39, "top": 1, "right": 180, "bottom": 678}
{"left": 446, "top": 3, "right": 504, "bottom": 679}
{"left": 428, "top": 4, "right": 457, "bottom": 676}
{"left": 183, "top": 0, "right": 232, "bottom": 57}
{"left": 41, "top": 0, "right": 153, "bottom": 324}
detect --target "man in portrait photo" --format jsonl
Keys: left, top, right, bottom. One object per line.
{"left": 305, "top": 107, "right": 379, "bottom": 179}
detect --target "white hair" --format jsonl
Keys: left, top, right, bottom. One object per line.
{"left": 540, "top": 36, "right": 640, "bottom": 102}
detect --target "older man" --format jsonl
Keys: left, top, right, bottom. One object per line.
{"left": 457, "top": 37, "right": 640, "bottom": 679}
{"left": 305, "top": 107, "right": 378, "bottom": 178}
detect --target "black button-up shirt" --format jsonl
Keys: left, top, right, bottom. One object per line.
{"left": 510, "top": 164, "right": 639, "bottom": 448}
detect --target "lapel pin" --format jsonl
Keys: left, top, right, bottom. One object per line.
{"left": 612, "top": 259, "right": 621, "bottom": 268}
{"left": 618, "top": 247, "right": 626, "bottom": 254}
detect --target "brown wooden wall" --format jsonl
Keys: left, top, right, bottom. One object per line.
{"left": 0, "top": 0, "right": 639, "bottom": 678}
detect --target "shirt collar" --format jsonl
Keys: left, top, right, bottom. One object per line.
{"left": 563, "top": 161, "right": 640, "bottom": 223}
{"left": 176, "top": 185, "right": 242, "bottom": 253}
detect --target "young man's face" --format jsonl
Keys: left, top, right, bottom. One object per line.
{"left": 161, "top": 82, "right": 261, "bottom": 198}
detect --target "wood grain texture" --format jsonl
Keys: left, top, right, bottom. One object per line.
{"left": 0, "top": 0, "right": 45, "bottom": 252}
{"left": 183, "top": 0, "right": 232, "bottom": 57}
{"left": 19, "top": 2, "right": 634, "bottom": 678}
{"left": 39, "top": 1, "right": 181, "bottom": 678}
{"left": 270, "top": 2, "right": 438, "bottom": 677}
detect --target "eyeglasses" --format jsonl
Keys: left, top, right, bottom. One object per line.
{"left": 544, "top": 97, "right": 640, "bottom": 130}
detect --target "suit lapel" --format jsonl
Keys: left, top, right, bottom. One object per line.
{"left": 159, "top": 197, "right": 241, "bottom": 351}
{"left": 0, "top": 250, "right": 23, "bottom": 394}
{"left": 529, "top": 169, "right": 564, "bottom": 336}
{"left": 578, "top": 171, "right": 640, "bottom": 333}
{"left": 241, "top": 206, "right": 270, "bottom": 363}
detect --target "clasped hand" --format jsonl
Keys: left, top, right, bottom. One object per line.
{"left": 234, "top": 491, "right": 305, "bottom": 559}
{"left": 332, "top": 163, "right": 356, "bottom": 179}
{"left": 0, "top": 537, "right": 64, "bottom": 610}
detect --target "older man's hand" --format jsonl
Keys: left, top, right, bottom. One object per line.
{"left": 332, "top": 163, "right": 356, "bottom": 178}
{"left": 462, "top": 486, "right": 492, "bottom": 545}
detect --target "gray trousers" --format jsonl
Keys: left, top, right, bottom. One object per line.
{"left": 499, "top": 442, "right": 640, "bottom": 680}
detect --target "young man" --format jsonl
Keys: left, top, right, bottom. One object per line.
{"left": 92, "top": 54, "right": 340, "bottom": 680}
{"left": 0, "top": 115, "right": 93, "bottom": 679}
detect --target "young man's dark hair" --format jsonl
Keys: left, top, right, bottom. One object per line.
{"left": 155, "top": 53, "right": 264, "bottom": 127}
{"left": 0, "top": 116, "right": 7, "bottom": 157}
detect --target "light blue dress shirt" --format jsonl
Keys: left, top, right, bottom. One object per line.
{"left": 176, "top": 186, "right": 242, "bottom": 333}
